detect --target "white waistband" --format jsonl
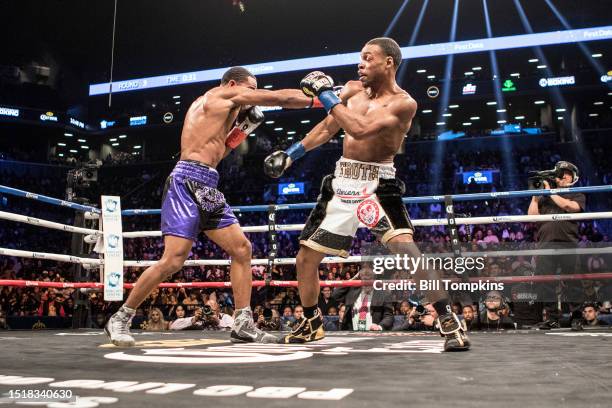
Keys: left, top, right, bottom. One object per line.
{"left": 334, "top": 157, "right": 396, "bottom": 180}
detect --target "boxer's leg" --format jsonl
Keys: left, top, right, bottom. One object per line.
{"left": 205, "top": 223, "right": 252, "bottom": 310}
{"left": 105, "top": 235, "right": 192, "bottom": 347}
{"left": 205, "top": 223, "right": 277, "bottom": 343}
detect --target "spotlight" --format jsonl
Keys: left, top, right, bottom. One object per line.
{"left": 486, "top": 101, "right": 497, "bottom": 106}
{"left": 422, "top": 109, "right": 433, "bottom": 113}
{"left": 529, "top": 58, "right": 539, "bottom": 63}
{"left": 537, "top": 65, "right": 547, "bottom": 69}
{"left": 449, "top": 104, "right": 459, "bottom": 109}
{"left": 470, "top": 116, "right": 480, "bottom": 120}
{"left": 592, "top": 53, "right": 602, "bottom": 58}
{"left": 417, "top": 69, "right": 427, "bottom": 73}
{"left": 534, "top": 100, "right": 545, "bottom": 105}
{"left": 436, "top": 122, "right": 446, "bottom": 126}
{"left": 510, "top": 73, "right": 521, "bottom": 77}
{"left": 515, "top": 116, "right": 525, "bottom": 120}
{"left": 462, "top": 122, "right": 472, "bottom": 126}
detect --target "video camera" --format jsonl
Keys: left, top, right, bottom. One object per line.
{"left": 527, "top": 161, "right": 579, "bottom": 190}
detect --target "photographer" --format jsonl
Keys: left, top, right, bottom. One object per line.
{"left": 528, "top": 161, "right": 585, "bottom": 249}
{"left": 393, "top": 302, "right": 436, "bottom": 331}
{"left": 170, "top": 304, "right": 204, "bottom": 330}
{"left": 256, "top": 308, "right": 281, "bottom": 331}
{"left": 527, "top": 161, "right": 585, "bottom": 316}
{"left": 201, "top": 299, "right": 234, "bottom": 330}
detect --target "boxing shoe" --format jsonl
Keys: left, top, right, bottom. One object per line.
{"left": 104, "top": 305, "right": 136, "bottom": 347}
{"left": 231, "top": 307, "right": 278, "bottom": 343}
{"left": 280, "top": 309, "right": 325, "bottom": 344}
{"left": 437, "top": 312, "right": 471, "bottom": 351}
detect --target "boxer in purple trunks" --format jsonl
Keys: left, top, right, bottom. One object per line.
{"left": 105, "top": 67, "right": 313, "bottom": 346}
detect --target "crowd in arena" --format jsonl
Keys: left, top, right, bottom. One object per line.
{"left": 1, "top": 134, "right": 612, "bottom": 331}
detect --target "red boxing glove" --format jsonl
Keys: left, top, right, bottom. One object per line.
{"left": 225, "top": 106, "right": 264, "bottom": 149}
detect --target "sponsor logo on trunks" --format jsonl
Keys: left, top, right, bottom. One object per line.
{"left": 338, "top": 162, "right": 380, "bottom": 181}
{"left": 357, "top": 199, "right": 380, "bottom": 227}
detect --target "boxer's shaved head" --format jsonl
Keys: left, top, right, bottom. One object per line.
{"left": 221, "top": 66, "right": 256, "bottom": 85}
{"left": 366, "top": 37, "right": 402, "bottom": 69}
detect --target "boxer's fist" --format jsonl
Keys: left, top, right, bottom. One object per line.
{"left": 226, "top": 106, "right": 265, "bottom": 149}
{"left": 301, "top": 71, "right": 334, "bottom": 98}
{"left": 264, "top": 151, "right": 290, "bottom": 178}
{"left": 237, "top": 106, "right": 265, "bottom": 127}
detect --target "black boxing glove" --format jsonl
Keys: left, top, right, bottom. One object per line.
{"left": 300, "top": 71, "right": 341, "bottom": 113}
{"left": 226, "top": 106, "right": 265, "bottom": 149}
{"left": 263, "top": 142, "right": 306, "bottom": 178}
{"left": 264, "top": 151, "right": 290, "bottom": 178}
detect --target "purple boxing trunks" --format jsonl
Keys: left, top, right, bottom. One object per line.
{"left": 161, "top": 160, "right": 238, "bottom": 241}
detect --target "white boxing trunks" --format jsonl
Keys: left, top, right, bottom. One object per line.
{"left": 299, "top": 157, "right": 414, "bottom": 257}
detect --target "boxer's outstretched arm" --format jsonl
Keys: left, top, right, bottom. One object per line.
{"left": 330, "top": 95, "right": 417, "bottom": 139}
{"left": 223, "top": 88, "right": 312, "bottom": 109}
{"left": 300, "top": 115, "right": 341, "bottom": 151}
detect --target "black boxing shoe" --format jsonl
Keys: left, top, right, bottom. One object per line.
{"left": 437, "top": 312, "right": 471, "bottom": 352}
{"left": 280, "top": 310, "right": 325, "bottom": 344}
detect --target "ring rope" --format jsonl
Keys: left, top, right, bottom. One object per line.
{"left": 3, "top": 184, "right": 611, "bottom": 215}
{"left": 2, "top": 272, "right": 612, "bottom": 289}
{"left": 121, "top": 212, "right": 612, "bottom": 238}
{"left": 0, "top": 210, "right": 99, "bottom": 235}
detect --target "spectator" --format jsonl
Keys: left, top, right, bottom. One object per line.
{"left": 479, "top": 291, "right": 515, "bottom": 331}
{"left": 461, "top": 304, "right": 477, "bottom": 331}
{"left": 318, "top": 286, "right": 338, "bottom": 315}
{"left": 169, "top": 305, "right": 203, "bottom": 330}
{"left": 143, "top": 307, "right": 169, "bottom": 331}
{"left": 280, "top": 306, "right": 295, "bottom": 330}
{"left": 333, "top": 266, "right": 394, "bottom": 331}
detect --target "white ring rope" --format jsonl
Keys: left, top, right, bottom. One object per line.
{"left": 122, "top": 212, "right": 612, "bottom": 238}
{"left": 0, "top": 210, "right": 99, "bottom": 235}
